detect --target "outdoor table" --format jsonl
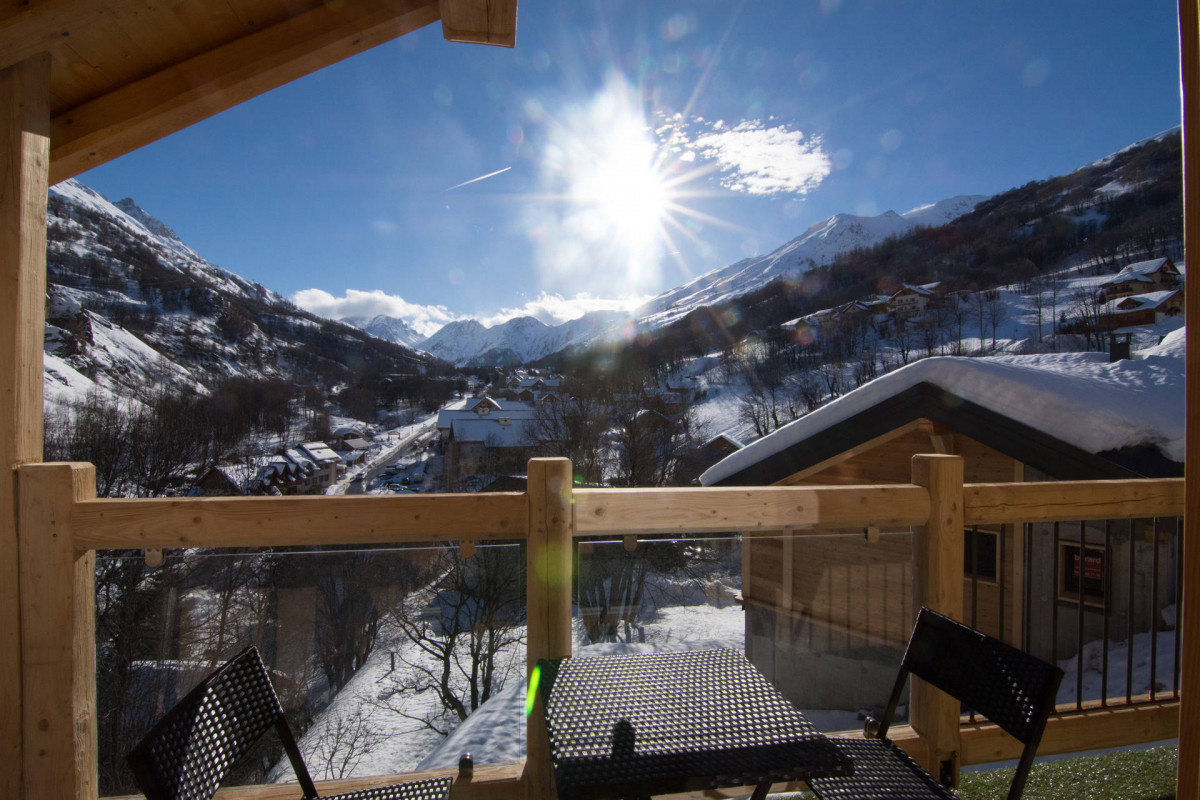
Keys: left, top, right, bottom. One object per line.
{"left": 534, "top": 648, "right": 853, "bottom": 800}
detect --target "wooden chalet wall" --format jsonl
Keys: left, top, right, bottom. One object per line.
{"left": 745, "top": 418, "right": 1028, "bottom": 710}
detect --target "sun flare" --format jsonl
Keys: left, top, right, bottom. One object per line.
{"left": 570, "top": 118, "right": 670, "bottom": 256}
{"left": 531, "top": 75, "right": 719, "bottom": 297}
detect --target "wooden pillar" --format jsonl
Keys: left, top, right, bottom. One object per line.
{"left": 0, "top": 52, "right": 51, "bottom": 800}
{"left": 1178, "top": 0, "right": 1200, "bottom": 796}
{"left": 910, "top": 454, "right": 964, "bottom": 785}
{"left": 525, "top": 457, "right": 573, "bottom": 800}
{"left": 18, "top": 462, "right": 97, "bottom": 800}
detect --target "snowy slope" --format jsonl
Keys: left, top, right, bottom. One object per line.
{"left": 636, "top": 195, "right": 987, "bottom": 328}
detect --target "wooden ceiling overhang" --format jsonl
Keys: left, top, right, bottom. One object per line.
{"left": 0, "top": 0, "right": 516, "bottom": 185}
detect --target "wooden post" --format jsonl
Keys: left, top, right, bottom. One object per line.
{"left": 910, "top": 454, "right": 964, "bottom": 785}
{"left": 1178, "top": 0, "right": 1200, "bottom": 795}
{"left": 0, "top": 52, "right": 51, "bottom": 800}
{"left": 525, "top": 458, "right": 573, "bottom": 800}
{"left": 19, "top": 462, "right": 97, "bottom": 800}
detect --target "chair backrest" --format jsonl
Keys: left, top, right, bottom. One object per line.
{"left": 878, "top": 608, "right": 1064, "bottom": 800}
{"left": 128, "top": 646, "right": 318, "bottom": 800}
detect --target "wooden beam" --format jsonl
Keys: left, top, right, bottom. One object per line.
{"left": 439, "top": 0, "right": 517, "bottom": 47}
{"left": 962, "top": 699, "right": 1179, "bottom": 764}
{"left": 574, "top": 484, "right": 930, "bottom": 536}
{"left": 909, "top": 455, "right": 964, "bottom": 782}
{"left": 525, "top": 458, "right": 572, "bottom": 800}
{"left": 18, "top": 462, "right": 97, "bottom": 800}
{"left": 71, "top": 491, "right": 529, "bottom": 549}
{"left": 48, "top": 0, "right": 443, "bottom": 183}
{"left": 964, "top": 478, "right": 1184, "bottom": 524}
{"left": 0, "top": 52, "right": 50, "bottom": 800}
{"left": 1179, "top": 0, "right": 1200, "bottom": 794}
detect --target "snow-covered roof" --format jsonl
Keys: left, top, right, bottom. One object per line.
{"left": 1106, "top": 289, "right": 1181, "bottom": 313}
{"left": 451, "top": 418, "right": 539, "bottom": 447}
{"left": 284, "top": 447, "right": 316, "bottom": 472}
{"left": 701, "top": 329, "right": 1185, "bottom": 486}
{"left": 299, "top": 442, "right": 340, "bottom": 464}
{"left": 1102, "top": 257, "right": 1175, "bottom": 285}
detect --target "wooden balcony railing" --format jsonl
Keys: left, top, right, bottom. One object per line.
{"left": 16, "top": 455, "right": 1184, "bottom": 800}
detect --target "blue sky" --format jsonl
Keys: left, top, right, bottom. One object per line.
{"left": 77, "top": 0, "right": 1183, "bottom": 335}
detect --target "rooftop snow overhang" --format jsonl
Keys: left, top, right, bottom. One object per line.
{"left": 705, "top": 381, "right": 1182, "bottom": 487}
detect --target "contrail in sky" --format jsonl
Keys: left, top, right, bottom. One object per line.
{"left": 445, "top": 166, "right": 511, "bottom": 191}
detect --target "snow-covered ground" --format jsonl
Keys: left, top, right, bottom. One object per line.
{"left": 277, "top": 591, "right": 1176, "bottom": 784}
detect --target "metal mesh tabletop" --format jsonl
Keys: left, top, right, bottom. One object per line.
{"left": 536, "top": 649, "right": 852, "bottom": 800}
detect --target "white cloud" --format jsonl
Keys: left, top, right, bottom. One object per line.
{"left": 478, "top": 292, "right": 646, "bottom": 328}
{"left": 689, "top": 120, "right": 832, "bottom": 196}
{"left": 291, "top": 288, "right": 457, "bottom": 337}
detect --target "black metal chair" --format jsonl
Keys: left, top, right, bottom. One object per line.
{"left": 807, "top": 607, "right": 1064, "bottom": 800}
{"left": 127, "top": 646, "right": 452, "bottom": 800}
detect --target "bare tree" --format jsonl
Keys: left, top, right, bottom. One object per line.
{"left": 308, "top": 705, "right": 384, "bottom": 780}
{"left": 375, "top": 546, "right": 525, "bottom": 735}
{"left": 531, "top": 392, "right": 609, "bottom": 484}
{"left": 983, "top": 289, "right": 1008, "bottom": 351}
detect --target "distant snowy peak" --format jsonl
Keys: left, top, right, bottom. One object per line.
{"left": 345, "top": 314, "right": 428, "bottom": 349}
{"left": 419, "top": 310, "right": 629, "bottom": 367}
{"left": 901, "top": 194, "right": 990, "bottom": 227}
{"left": 636, "top": 195, "right": 988, "bottom": 328}
{"left": 114, "top": 197, "right": 184, "bottom": 245}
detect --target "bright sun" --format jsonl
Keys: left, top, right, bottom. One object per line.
{"left": 570, "top": 118, "right": 670, "bottom": 256}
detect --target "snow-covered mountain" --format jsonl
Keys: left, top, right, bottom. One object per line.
{"left": 342, "top": 314, "right": 427, "bottom": 349}
{"left": 45, "top": 179, "right": 433, "bottom": 410}
{"left": 361, "top": 195, "right": 986, "bottom": 366}
{"left": 419, "top": 310, "right": 631, "bottom": 368}
{"left": 635, "top": 195, "right": 987, "bottom": 328}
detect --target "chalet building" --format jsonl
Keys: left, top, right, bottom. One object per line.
{"left": 1100, "top": 288, "right": 1184, "bottom": 329}
{"left": 702, "top": 342, "right": 1183, "bottom": 712}
{"left": 1099, "top": 257, "right": 1182, "bottom": 300}
{"left": 446, "top": 414, "right": 541, "bottom": 483}
{"left": 886, "top": 281, "right": 943, "bottom": 319}
{"left": 297, "top": 441, "right": 341, "bottom": 488}
{"left": 191, "top": 451, "right": 320, "bottom": 496}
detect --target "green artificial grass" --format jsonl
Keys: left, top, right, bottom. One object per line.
{"left": 955, "top": 745, "right": 1178, "bottom": 800}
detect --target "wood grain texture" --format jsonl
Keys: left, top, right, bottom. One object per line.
{"left": 48, "top": 0, "right": 443, "bottom": 181}
{"left": 440, "top": 0, "right": 516, "bottom": 46}
{"left": 574, "top": 484, "right": 930, "bottom": 535}
{"left": 524, "top": 458, "right": 572, "bottom": 800}
{"left": 909, "top": 455, "right": 965, "bottom": 780}
{"left": 18, "top": 462, "right": 96, "bottom": 800}
{"left": 965, "top": 479, "right": 1184, "bottom": 524}
{"left": 0, "top": 53, "right": 50, "bottom": 800}
{"left": 71, "top": 491, "right": 529, "bottom": 549}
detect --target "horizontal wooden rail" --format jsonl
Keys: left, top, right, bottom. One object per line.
{"left": 961, "top": 699, "right": 1180, "bottom": 765}
{"left": 573, "top": 484, "right": 930, "bottom": 535}
{"left": 71, "top": 492, "right": 529, "bottom": 550}
{"left": 964, "top": 478, "right": 1184, "bottom": 524}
